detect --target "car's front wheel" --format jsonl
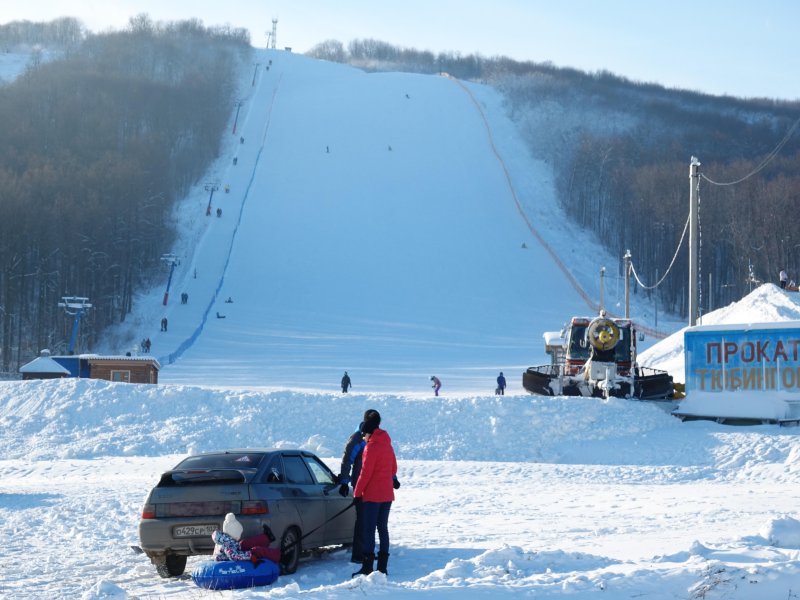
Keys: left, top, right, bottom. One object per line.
{"left": 154, "top": 554, "right": 187, "bottom": 578}
{"left": 280, "top": 526, "right": 301, "bottom": 575}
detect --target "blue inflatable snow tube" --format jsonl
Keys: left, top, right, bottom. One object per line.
{"left": 191, "top": 559, "right": 279, "bottom": 590}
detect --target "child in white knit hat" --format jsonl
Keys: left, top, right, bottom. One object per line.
{"left": 212, "top": 513, "right": 280, "bottom": 565}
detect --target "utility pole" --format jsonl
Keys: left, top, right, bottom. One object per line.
{"left": 599, "top": 267, "right": 606, "bottom": 313}
{"left": 689, "top": 157, "right": 701, "bottom": 326}
{"left": 623, "top": 250, "right": 631, "bottom": 318}
{"left": 708, "top": 272, "right": 713, "bottom": 314}
{"left": 655, "top": 268, "right": 659, "bottom": 329}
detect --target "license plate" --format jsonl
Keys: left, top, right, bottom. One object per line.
{"left": 173, "top": 524, "right": 217, "bottom": 538}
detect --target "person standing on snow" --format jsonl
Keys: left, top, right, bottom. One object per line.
{"left": 341, "top": 371, "right": 352, "bottom": 393}
{"left": 160, "top": 317, "right": 168, "bottom": 332}
{"left": 352, "top": 411, "right": 398, "bottom": 577}
{"left": 496, "top": 372, "right": 507, "bottom": 395}
{"left": 430, "top": 375, "right": 441, "bottom": 396}
{"left": 338, "top": 409, "right": 395, "bottom": 564}
{"left": 780, "top": 269, "right": 789, "bottom": 289}
{"left": 212, "top": 513, "right": 280, "bottom": 566}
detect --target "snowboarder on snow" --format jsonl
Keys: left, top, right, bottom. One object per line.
{"left": 341, "top": 371, "right": 352, "bottom": 393}
{"left": 430, "top": 376, "right": 441, "bottom": 396}
{"left": 212, "top": 513, "right": 280, "bottom": 566}
{"left": 496, "top": 372, "right": 506, "bottom": 395}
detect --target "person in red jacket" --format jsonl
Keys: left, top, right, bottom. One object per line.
{"left": 352, "top": 410, "right": 399, "bottom": 577}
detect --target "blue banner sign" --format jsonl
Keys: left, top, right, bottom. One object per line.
{"left": 684, "top": 322, "right": 800, "bottom": 394}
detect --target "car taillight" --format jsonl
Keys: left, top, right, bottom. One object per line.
{"left": 241, "top": 500, "right": 268, "bottom": 515}
{"left": 141, "top": 503, "right": 156, "bottom": 519}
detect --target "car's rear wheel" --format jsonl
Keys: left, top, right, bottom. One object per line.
{"left": 280, "top": 526, "right": 301, "bottom": 574}
{"left": 155, "top": 554, "right": 187, "bottom": 578}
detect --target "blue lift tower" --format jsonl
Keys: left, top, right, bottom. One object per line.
{"left": 58, "top": 296, "right": 92, "bottom": 354}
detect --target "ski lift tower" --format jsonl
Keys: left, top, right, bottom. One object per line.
{"left": 58, "top": 296, "right": 92, "bottom": 354}
{"left": 161, "top": 253, "right": 181, "bottom": 306}
{"left": 204, "top": 181, "right": 219, "bottom": 216}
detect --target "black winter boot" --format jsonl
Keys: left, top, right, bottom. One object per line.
{"left": 376, "top": 551, "right": 389, "bottom": 575}
{"left": 351, "top": 553, "right": 374, "bottom": 578}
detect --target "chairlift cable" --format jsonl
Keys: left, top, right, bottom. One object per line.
{"left": 700, "top": 114, "right": 800, "bottom": 186}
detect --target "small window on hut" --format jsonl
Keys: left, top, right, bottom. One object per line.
{"left": 111, "top": 370, "right": 131, "bottom": 383}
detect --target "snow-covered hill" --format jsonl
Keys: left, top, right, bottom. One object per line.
{"left": 98, "top": 48, "right": 683, "bottom": 394}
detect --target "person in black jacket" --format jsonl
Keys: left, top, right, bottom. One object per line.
{"left": 338, "top": 409, "right": 378, "bottom": 563}
{"left": 341, "top": 371, "right": 352, "bottom": 393}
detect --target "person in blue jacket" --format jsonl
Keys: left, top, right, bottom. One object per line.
{"left": 338, "top": 410, "right": 375, "bottom": 563}
{"left": 496, "top": 372, "right": 507, "bottom": 395}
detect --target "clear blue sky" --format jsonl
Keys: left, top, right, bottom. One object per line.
{"left": 4, "top": 0, "right": 799, "bottom": 100}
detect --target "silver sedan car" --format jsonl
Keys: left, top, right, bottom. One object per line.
{"left": 137, "top": 449, "right": 355, "bottom": 578}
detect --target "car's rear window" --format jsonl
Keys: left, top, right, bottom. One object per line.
{"left": 174, "top": 453, "right": 267, "bottom": 470}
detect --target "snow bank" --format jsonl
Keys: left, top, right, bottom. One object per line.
{"left": 759, "top": 516, "right": 800, "bottom": 548}
{"left": 0, "top": 378, "right": 684, "bottom": 465}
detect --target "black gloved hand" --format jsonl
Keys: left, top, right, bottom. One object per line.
{"left": 393, "top": 478, "right": 401, "bottom": 490}
{"left": 339, "top": 484, "right": 349, "bottom": 497}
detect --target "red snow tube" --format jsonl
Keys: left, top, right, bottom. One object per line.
{"left": 191, "top": 559, "right": 279, "bottom": 590}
